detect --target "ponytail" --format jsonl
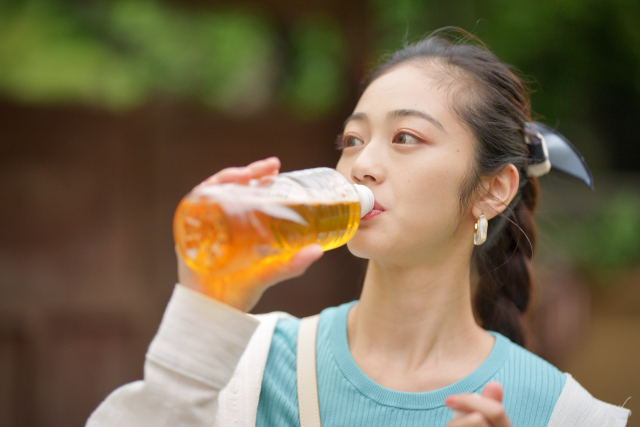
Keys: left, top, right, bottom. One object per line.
{"left": 473, "top": 177, "right": 539, "bottom": 348}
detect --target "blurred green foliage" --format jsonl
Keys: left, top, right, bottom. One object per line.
{"left": 0, "top": 0, "right": 273, "bottom": 111}
{"left": 2, "top": 0, "right": 639, "bottom": 138}
{"left": 284, "top": 16, "right": 347, "bottom": 120}
{"left": 542, "top": 190, "right": 640, "bottom": 285}
{"left": 0, "top": 0, "right": 346, "bottom": 116}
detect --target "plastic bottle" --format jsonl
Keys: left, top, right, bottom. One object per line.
{"left": 173, "top": 167, "right": 374, "bottom": 284}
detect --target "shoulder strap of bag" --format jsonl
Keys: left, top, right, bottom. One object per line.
{"left": 297, "top": 314, "right": 322, "bottom": 427}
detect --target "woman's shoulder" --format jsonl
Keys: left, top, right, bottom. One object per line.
{"left": 491, "top": 332, "right": 567, "bottom": 388}
{"left": 250, "top": 310, "right": 298, "bottom": 327}
{"left": 251, "top": 311, "right": 300, "bottom": 354}
{"left": 250, "top": 302, "right": 348, "bottom": 341}
{"left": 247, "top": 311, "right": 299, "bottom": 354}
{"left": 247, "top": 303, "right": 347, "bottom": 363}
{"left": 487, "top": 333, "right": 567, "bottom": 425}
{"left": 494, "top": 333, "right": 631, "bottom": 426}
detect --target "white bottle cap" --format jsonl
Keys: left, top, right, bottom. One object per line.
{"left": 353, "top": 184, "right": 374, "bottom": 218}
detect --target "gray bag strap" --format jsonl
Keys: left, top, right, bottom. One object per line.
{"left": 297, "top": 314, "right": 322, "bottom": 427}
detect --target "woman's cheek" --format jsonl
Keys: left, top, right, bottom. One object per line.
{"left": 402, "top": 189, "right": 460, "bottom": 242}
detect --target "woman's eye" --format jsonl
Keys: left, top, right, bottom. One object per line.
{"left": 393, "top": 133, "right": 420, "bottom": 144}
{"left": 335, "top": 134, "right": 363, "bottom": 150}
{"left": 343, "top": 136, "right": 364, "bottom": 148}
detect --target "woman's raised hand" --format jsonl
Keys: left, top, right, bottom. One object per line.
{"left": 445, "top": 382, "right": 513, "bottom": 427}
{"left": 176, "top": 157, "right": 324, "bottom": 312}
{"left": 195, "top": 156, "right": 280, "bottom": 186}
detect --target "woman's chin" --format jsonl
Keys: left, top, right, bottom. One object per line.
{"left": 346, "top": 235, "right": 392, "bottom": 260}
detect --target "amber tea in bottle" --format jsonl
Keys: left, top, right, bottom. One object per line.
{"left": 173, "top": 167, "right": 374, "bottom": 291}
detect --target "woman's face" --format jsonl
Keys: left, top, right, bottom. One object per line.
{"left": 336, "top": 62, "right": 478, "bottom": 266}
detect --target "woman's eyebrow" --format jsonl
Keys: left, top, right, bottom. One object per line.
{"left": 343, "top": 112, "right": 367, "bottom": 129}
{"left": 342, "top": 109, "right": 446, "bottom": 133}
{"left": 388, "top": 109, "right": 446, "bottom": 133}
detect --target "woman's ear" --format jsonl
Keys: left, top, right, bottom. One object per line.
{"left": 471, "top": 164, "right": 520, "bottom": 220}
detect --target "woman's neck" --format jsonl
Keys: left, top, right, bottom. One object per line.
{"left": 347, "top": 256, "right": 494, "bottom": 392}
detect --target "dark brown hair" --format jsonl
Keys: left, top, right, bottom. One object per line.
{"left": 364, "top": 28, "right": 538, "bottom": 347}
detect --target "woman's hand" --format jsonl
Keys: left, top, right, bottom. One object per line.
{"left": 195, "top": 156, "right": 280, "bottom": 187}
{"left": 445, "top": 382, "right": 513, "bottom": 427}
{"left": 176, "top": 157, "right": 324, "bottom": 312}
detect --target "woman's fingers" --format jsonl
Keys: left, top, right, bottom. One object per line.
{"left": 224, "top": 244, "right": 324, "bottom": 312}
{"left": 446, "top": 395, "right": 507, "bottom": 425}
{"left": 178, "top": 243, "right": 324, "bottom": 312}
{"left": 446, "top": 411, "right": 491, "bottom": 427}
{"left": 255, "top": 244, "right": 324, "bottom": 287}
{"left": 480, "top": 381, "right": 504, "bottom": 402}
{"left": 445, "top": 382, "right": 512, "bottom": 427}
{"left": 275, "top": 244, "right": 324, "bottom": 282}
{"left": 199, "top": 157, "right": 281, "bottom": 186}
{"left": 246, "top": 156, "right": 281, "bottom": 178}
{"left": 197, "top": 167, "right": 250, "bottom": 187}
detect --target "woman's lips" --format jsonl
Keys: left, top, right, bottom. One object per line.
{"left": 362, "top": 201, "right": 385, "bottom": 221}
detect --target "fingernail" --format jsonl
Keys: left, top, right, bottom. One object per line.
{"left": 445, "top": 396, "right": 456, "bottom": 406}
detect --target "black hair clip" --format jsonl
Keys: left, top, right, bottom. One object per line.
{"left": 524, "top": 122, "right": 594, "bottom": 190}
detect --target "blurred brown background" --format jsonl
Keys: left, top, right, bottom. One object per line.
{"left": 1, "top": 0, "right": 639, "bottom": 426}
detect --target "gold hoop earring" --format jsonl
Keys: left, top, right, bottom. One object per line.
{"left": 474, "top": 213, "right": 488, "bottom": 246}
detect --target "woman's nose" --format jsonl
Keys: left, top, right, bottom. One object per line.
{"left": 350, "top": 141, "right": 384, "bottom": 184}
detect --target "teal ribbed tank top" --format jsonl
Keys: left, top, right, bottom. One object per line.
{"left": 256, "top": 301, "right": 566, "bottom": 427}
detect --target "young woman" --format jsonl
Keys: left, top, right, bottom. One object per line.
{"left": 87, "top": 30, "right": 631, "bottom": 427}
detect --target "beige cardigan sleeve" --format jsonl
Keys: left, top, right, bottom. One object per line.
{"left": 547, "top": 374, "right": 631, "bottom": 427}
{"left": 85, "top": 284, "right": 260, "bottom": 427}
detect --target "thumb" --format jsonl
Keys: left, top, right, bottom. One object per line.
{"left": 481, "top": 381, "right": 504, "bottom": 403}
{"left": 256, "top": 244, "right": 324, "bottom": 287}
{"left": 279, "top": 244, "right": 324, "bottom": 279}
